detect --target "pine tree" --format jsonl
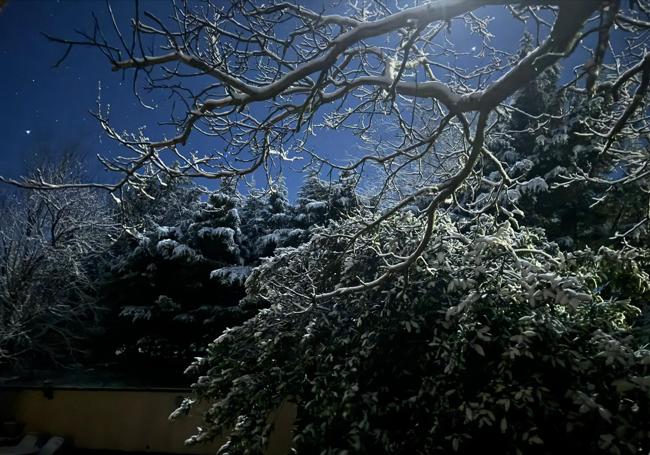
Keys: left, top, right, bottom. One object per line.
{"left": 240, "top": 177, "right": 306, "bottom": 258}
{"left": 296, "top": 171, "right": 362, "bottom": 227}
{"left": 478, "top": 33, "right": 645, "bottom": 248}
{"left": 98, "top": 173, "right": 366, "bottom": 370}
{"left": 99, "top": 180, "right": 248, "bottom": 368}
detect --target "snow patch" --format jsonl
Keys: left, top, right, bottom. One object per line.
{"left": 156, "top": 225, "right": 181, "bottom": 238}
{"left": 157, "top": 239, "right": 180, "bottom": 258}
{"left": 519, "top": 176, "right": 549, "bottom": 194}
{"left": 198, "top": 226, "right": 235, "bottom": 240}
{"left": 171, "top": 244, "right": 198, "bottom": 260}
{"left": 210, "top": 266, "right": 252, "bottom": 285}
{"left": 306, "top": 201, "right": 327, "bottom": 212}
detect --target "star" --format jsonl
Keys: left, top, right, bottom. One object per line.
{"left": 25, "top": 130, "right": 31, "bottom": 135}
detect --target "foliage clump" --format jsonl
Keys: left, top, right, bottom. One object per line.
{"left": 180, "top": 213, "right": 650, "bottom": 455}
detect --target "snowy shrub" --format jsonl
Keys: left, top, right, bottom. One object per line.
{"left": 178, "top": 213, "right": 650, "bottom": 455}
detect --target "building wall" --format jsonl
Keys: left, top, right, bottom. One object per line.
{"left": 0, "top": 389, "right": 295, "bottom": 454}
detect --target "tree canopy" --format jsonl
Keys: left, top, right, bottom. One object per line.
{"left": 2, "top": 0, "right": 648, "bottom": 293}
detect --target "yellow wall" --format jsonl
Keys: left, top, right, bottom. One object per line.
{"left": 0, "top": 389, "right": 295, "bottom": 454}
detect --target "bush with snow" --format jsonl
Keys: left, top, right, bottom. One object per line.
{"left": 178, "top": 213, "right": 650, "bottom": 455}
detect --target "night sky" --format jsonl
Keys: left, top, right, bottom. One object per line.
{"left": 0, "top": 0, "right": 387, "bottom": 195}
{"left": 0, "top": 0, "right": 176, "bottom": 183}
{"left": 0, "top": 0, "right": 354, "bottom": 194}
{"left": 0, "top": 0, "right": 593, "bottom": 195}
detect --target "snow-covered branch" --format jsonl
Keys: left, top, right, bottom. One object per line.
{"left": 5, "top": 0, "right": 650, "bottom": 291}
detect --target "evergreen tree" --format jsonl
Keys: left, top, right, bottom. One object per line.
{"left": 296, "top": 171, "right": 362, "bottom": 227}
{"left": 118, "top": 175, "right": 203, "bottom": 229}
{"left": 478, "top": 33, "right": 647, "bottom": 249}
{"left": 241, "top": 177, "right": 306, "bottom": 258}
{"left": 98, "top": 181, "right": 247, "bottom": 368}
{"left": 98, "top": 175, "right": 359, "bottom": 369}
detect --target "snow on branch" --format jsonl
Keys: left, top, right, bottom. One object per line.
{"left": 4, "top": 0, "right": 650, "bottom": 293}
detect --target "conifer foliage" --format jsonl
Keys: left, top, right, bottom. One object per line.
{"left": 100, "top": 174, "right": 361, "bottom": 365}
{"left": 481, "top": 33, "right": 649, "bottom": 249}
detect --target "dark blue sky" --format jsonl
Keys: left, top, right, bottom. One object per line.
{"left": 0, "top": 0, "right": 174, "bottom": 182}
{"left": 0, "top": 0, "right": 592, "bottom": 195}
{"left": 0, "top": 0, "right": 345, "bottom": 194}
